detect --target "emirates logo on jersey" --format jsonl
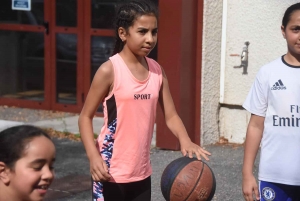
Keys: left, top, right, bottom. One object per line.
{"left": 273, "top": 105, "right": 300, "bottom": 127}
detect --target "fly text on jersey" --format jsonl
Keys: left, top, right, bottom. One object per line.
{"left": 273, "top": 105, "right": 300, "bottom": 127}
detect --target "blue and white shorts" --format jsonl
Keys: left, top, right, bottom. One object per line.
{"left": 259, "top": 180, "right": 300, "bottom": 201}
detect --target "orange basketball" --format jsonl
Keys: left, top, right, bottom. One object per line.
{"left": 160, "top": 157, "right": 216, "bottom": 201}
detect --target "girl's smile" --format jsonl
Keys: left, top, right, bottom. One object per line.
{"left": 7, "top": 136, "right": 55, "bottom": 201}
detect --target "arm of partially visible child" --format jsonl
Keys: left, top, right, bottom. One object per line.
{"left": 242, "top": 114, "right": 264, "bottom": 201}
{"left": 78, "top": 61, "right": 113, "bottom": 182}
{"left": 158, "top": 67, "right": 211, "bottom": 161}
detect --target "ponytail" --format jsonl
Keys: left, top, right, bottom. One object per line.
{"left": 113, "top": 36, "right": 124, "bottom": 55}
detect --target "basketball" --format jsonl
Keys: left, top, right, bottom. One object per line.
{"left": 160, "top": 157, "right": 216, "bottom": 201}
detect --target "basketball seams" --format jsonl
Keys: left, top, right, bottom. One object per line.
{"left": 161, "top": 157, "right": 216, "bottom": 201}
{"left": 170, "top": 160, "right": 203, "bottom": 201}
{"left": 184, "top": 161, "right": 205, "bottom": 201}
{"left": 161, "top": 157, "right": 197, "bottom": 201}
{"left": 206, "top": 162, "right": 216, "bottom": 201}
{"left": 188, "top": 161, "right": 216, "bottom": 201}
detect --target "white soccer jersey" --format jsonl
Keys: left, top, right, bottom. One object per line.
{"left": 243, "top": 56, "right": 300, "bottom": 185}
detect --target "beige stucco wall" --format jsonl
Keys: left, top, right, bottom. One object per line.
{"left": 201, "top": 0, "right": 222, "bottom": 145}
{"left": 201, "top": 1, "right": 299, "bottom": 145}
{"left": 220, "top": 1, "right": 298, "bottom": 144}
{"left": 222, "top": 1, "right": 291, "bottom": 105}
{"left": 219, "top": 107, "right": 251, "bottom": 143}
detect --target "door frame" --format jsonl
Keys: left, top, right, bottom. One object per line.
{"left": 49, "top": 0, "right": 84, "bottom": 113}
{"left": 82, "top": 0, "right": 115, "bottom": 116}
{"left": 0, "top": 0, "right": 86, "bottom": 113}
{"left": 0, "top": 0, "right": 51, "bottom": 109}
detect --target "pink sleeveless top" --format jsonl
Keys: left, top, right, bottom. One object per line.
{"left": 96, "top": 54, "right": 162, "bottom": 183}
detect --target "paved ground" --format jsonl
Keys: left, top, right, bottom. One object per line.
{"left": 0, "top": 106, "right": 260, "bottom": 201}
{"left": 44, "top": 139, "right": 259, "bottom": 201}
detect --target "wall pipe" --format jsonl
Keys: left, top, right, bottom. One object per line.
{"left": 220, "top": 0, "right": 227, "bottom": 103}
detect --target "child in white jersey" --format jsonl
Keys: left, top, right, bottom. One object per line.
{"left": 0, "top": 125, "right": 56, "bottom": 201}
{"left": 78, "top": 1, "right": 211, "bottom": 200}
{"left": 242, "top": 3, "right": 300, "bottom": 201}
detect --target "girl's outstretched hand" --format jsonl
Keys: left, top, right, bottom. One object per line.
{"left": 180, "top": 139, "right": 211, "bottom": 161}
{"left": 89, "top": 153, "right": 111, "bottom": 182}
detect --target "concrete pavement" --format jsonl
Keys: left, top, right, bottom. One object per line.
{"left": 31, "top": 115, "right": 104, "bottom": 135}
{"left": 0, "top": 120, "right": 24, "bottom": 131}
{"left": 0, "top": 115, "right": 157, "bottom": 147}
{"left": 0, "top": 115, "right": 259, "bottom": 201}
{"left": 44, "top": 138, "right": 257, "bottom": 201}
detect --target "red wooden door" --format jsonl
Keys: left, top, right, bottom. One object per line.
{"left": 0, "top": 0, "right": 52, "bottom": 109}
{"left": 49, "top": 0, "right": 84, "bottom": 113}
{"left": 82, "top": 0, "right": 115, "bottom": 114}
{"left": 156, "top": 0, "right": 202, "bottom": 150}
{"left": 0, "top": 0, "right": 85, "bottom": 113}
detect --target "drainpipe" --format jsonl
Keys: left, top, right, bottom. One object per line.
{"left": 220, "top": 0, "right": 227, "bottom": 103}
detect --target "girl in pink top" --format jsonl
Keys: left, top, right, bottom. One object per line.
{"left": 78, "top": 1, "right": 211, "bottom": 200}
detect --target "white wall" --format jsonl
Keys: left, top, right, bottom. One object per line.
{"left": 201, "top": 0, "right": 223, "bottom": 145}
{"left": 202, "top": 1, "right": 299, "bottom": 144}
{"left": 221, "top": 1, "right": 292, "bottom": 105}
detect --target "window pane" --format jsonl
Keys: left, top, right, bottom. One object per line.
{"left": 56, "top": 33, "right": 77, "bottom": 104}
{"left": 56, "top": 0, "right": 77, "bottom": 27}
{"left": 0, "top": 30, "right": 45, "bottom": 101}
{"left": 92, "top": 0, "right": 124, "bottom": 29}
{"left": 0, "top": 0, "right": 44, "bottom": 25}
{"left": 91, "top": 36, "right": 115, "bottom": 79}
{"left": 90, "top": 36, "right": 114, "bottom": 112}
{"left": 91, "top": 0, "right": 158, "bottom": 29}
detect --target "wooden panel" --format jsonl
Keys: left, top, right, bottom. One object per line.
{"left": 194, "top": 0, "right": 204, "bottom": 145}
{"left": 82, "top": 0, "right": 114, "bottom": 117}
{"left": 53, "top": 27, "right": 78, "bottom": 33}
{"left": 50, "top": 0, "right": 84, "bottom": 113}
{"left": 90, "top": 29, "right": 114, "bottom": 36}
{"left": 156, "top": 0, "right": 183, "bottom": 150}
{"left": 0, "top": 24, "right": 44, "bottom": 32}
{"left": 83, "top": 0, "right": 92, "bottom": 95}
{"left": 156, "top": 0, "right": 202, "bottom": 150}
{"left": 44, "top": 0, "right": 52, "bottom": 109}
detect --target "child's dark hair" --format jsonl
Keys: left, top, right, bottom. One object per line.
{"left": 113, "top": 0, "right": 159, "bottom": 54}
{"left": 0, "top": 125, "right": 51, "bottom": 169}
{"left": 282, "top": 3, "right": 300, "bottom": 29}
